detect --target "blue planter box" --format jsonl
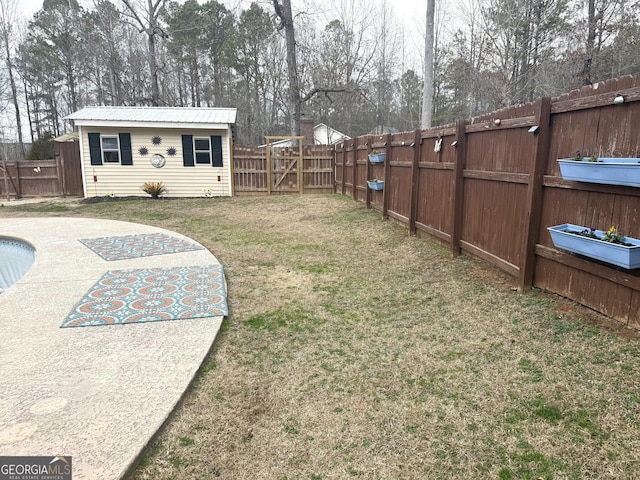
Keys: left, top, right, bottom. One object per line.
{"left": 367, "top": 180, "right": 384, "bottom": 190}
{"left": 557, "top": 157, "right": 640, "bottom": 187}
{"left": 548, "top": 223, "right": 640, "bottom": 269}
{"left": 368, "top": 153, "right": 385, "bottom": 163}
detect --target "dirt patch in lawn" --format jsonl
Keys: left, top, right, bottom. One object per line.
{"left": 3, "top": 194, "right": 640, "bottom": 479}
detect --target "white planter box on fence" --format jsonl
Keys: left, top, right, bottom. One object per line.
{"left": 557, "top": 157, "right": 640, "bottom": 187}
{"left": 368, "top": 153, "right": 385, "bottom": 163}
{"left": 367, "top": 180, "right": 384, "bottom": 190}
{"left": 548, "top": 223, "right": 640, "bottom": 269}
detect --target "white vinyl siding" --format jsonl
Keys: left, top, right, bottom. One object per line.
{"left": 80, "top": 126, "right": 232, "bottom": 198}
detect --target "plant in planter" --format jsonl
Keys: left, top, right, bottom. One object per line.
{"left": 368, "top": 150, "right": 385, "bottom": 163}
{"left": 573, "top": 226, "right": 632, "bottom": 244}
{"left": 571, "top": 150, "right": 599, "bottom": 162}
{"left": 557, "top": 150, "right": 640, "bottom": 187}
{"left": 140, "top": 181, "right": 167, "bottom": 199}
{"left": 548, "top": 223, "right": 640, "bottom": 269}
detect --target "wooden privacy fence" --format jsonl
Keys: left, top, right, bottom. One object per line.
{"left": 0, "top": 140, "right": 83, "bottom": 198}
{"left": 233, "top": 145, "right": 334, "bottom": 195}
{"left": 336, "top": 74, "right": 640, "bottom": 329}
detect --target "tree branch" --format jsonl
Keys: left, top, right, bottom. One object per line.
{"left": 120, "top": 0, "right": 146, "bottom": 30}
{"left": 301, "top": 87, "right": 359, "bottom": 103}
{"left": 272, "top": 0, "right": 285, "bottom": 31}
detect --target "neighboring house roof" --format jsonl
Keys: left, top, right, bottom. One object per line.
{"left": 313, "top": 123, "right": 351, "bottom": 145}
{"left": 54, "top": 132, "right": 79, "bottom": 142}
{"left": 66, "top": 106, "right": 237, "bottom": 129}
{"left": 261, "top": 123, "right": 351, "bottom": 147}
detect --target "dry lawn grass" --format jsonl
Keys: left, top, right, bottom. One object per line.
{"left": 3, "top": 195, "right": 640, "bottom": 479}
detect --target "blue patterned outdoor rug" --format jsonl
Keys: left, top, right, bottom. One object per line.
{"left": 78, "top": 233, "right": 204, "bottom": 261}
{"left": 62, "top": 265, "right": 227, "bottom": 328}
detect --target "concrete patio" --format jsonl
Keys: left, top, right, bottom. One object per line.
{"left": 0, "top": 217, "right": 225, "bottom": 479}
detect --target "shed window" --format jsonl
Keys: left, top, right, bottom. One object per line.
{"left": 194, "top": 137, "right": 211, "bottom": 164}
{"left": 181, "top": 134, "right": 222, "bottom": 167}
{"left": 101, "top": 136, "right": 120, "bottom": 163}
{"left": 89, "top": 132, "right": 133, "bottom": 166}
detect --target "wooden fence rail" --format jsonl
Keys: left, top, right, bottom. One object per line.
{"left": 336, "top": 74, "right": 640, "bottom": 329}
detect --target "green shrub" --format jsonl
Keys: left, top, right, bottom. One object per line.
{"left": 27, "top": 132, "right": 55, "bottom": 160}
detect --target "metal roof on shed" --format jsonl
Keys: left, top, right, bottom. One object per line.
{"left": 66, "top": 106, "right": 237, "bottom": 125}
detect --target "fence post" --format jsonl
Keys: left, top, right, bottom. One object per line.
{"left": 298, "top": 145, "right": 304, "bottom": 195}
{"left": 333, "top": 145, "right": 338, "bottom": 193}
{"left": 14, "top": 162, "right": 22, "bottom": 198}
{"left": 519, "top": 97, "right": 552, "bottom": 291}
{"left": 266, "top": 144, "right": 272, "bottom": 196}
{"left": 351, "top": 139, "right": 357, "bottom": 200}
{"left": 366, "top": 137, "right": 372, "bottom": 209}
{"left": 382, "top": 133, "right": 392, "bottom": 218}
{"left": 339, "top": 143, "right": 346, "bottom": 194}
{"left": 409, "top": 129, "right": 422, "bottom": 234}
{"left": 451, "top": 119, "right": 467, "bottom": 256}
{"left": 56, "top": 153, "right": 65, "bottom": 195}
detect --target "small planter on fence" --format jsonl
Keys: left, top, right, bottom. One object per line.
{"left": 557, "top": 157, "right": 640, "bottom": 187}
{"left": 548, "top": 223, "right": 640, "bottom": 269}
{"left": 367, "top": 179, "right": 384, "bottom": 191}
{"left": 368, "top": 152, "right": 385, "bottom": 163}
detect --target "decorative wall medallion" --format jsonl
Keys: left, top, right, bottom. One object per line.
{"left": 139, "top": 146, "right": 149, "bottom": 156}
{"left": 166, "top": 147, "right": 177, "bottom": 157}
{"left": 151, "top": 135, "right": 162, "bottom": 145}
{"left": 151, "top": 153, "right": 166, "bottom": 168}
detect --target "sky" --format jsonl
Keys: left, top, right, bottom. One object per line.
{"left": 19, "top": 0, "right": 430, "bottom": 39}
{"left": 19, "top": 0, "right": 431, "bottom": 71}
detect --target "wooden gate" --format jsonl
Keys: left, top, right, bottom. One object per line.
{"left": 55, "top": 139, "right": 83, "bottom": 196}
{"left": 266, "top": 136, "right": 303, "bottom": 194}
{"left": 233, "top": 143, "right": 334, "bottom": 195}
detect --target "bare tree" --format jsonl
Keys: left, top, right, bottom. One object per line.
{"left": 120, "top": 0, "right": 167, "bottom": 106}
{"left": 0, "top": 0, "right": 26, "bottom": 157}
{"left": 86, "top": 1, "right": 128, "bottom": 105}
{"left": 421, "top": 0, "right": 435, "bottom": 129}
{"left": 273, "top": 0, "right": 301, "bottom": 135}
{"left": 580, "top": 0, "right": 626, "bottom": 84}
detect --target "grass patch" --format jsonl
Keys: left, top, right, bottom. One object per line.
{"left": 8, "top": 202, "right": 70, "bottom": 213}
{"left": 178, "top": 436, "right": 194, "bottom": 447}
{"left": 243, "top": 306, "right": 324, "bottom": 332}
{"left": 5, "top": 195, "right": 640, "bottom": 479}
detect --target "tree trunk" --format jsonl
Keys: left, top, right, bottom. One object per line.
{"left": 66, "top": 60, "right": 78, "bottom": 112}
{"left": 0, "top": 0, "right": 25, "bottom": 157}
{"left": 24, "top": 79, "right": 34, "bottom": 142}
{"left": 273, "top": 0, "right": 301, "bottom": 135}
{"left": 148, "top": 23, "right": 160, "bottom": 106}
{"left": 421, "top": 0, "right": 435, "bottom": 129}
{"left": 584, "top": 0, "right": 596, "bottom": 85}
{"left": 4, "top": 40, "right": 24, "bottom": 157}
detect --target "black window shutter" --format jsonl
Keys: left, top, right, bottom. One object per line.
{"left": 119, "top": 133, "right": 133, "bottom": 165}
{"left": 211, "top": 135, "right": 223, "bottom": 167}
{"left": 182, "top": 135, "right": 194, "bottom": 166}
{"left": 88, "top": 133, "right": 102, "bottom": 165}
